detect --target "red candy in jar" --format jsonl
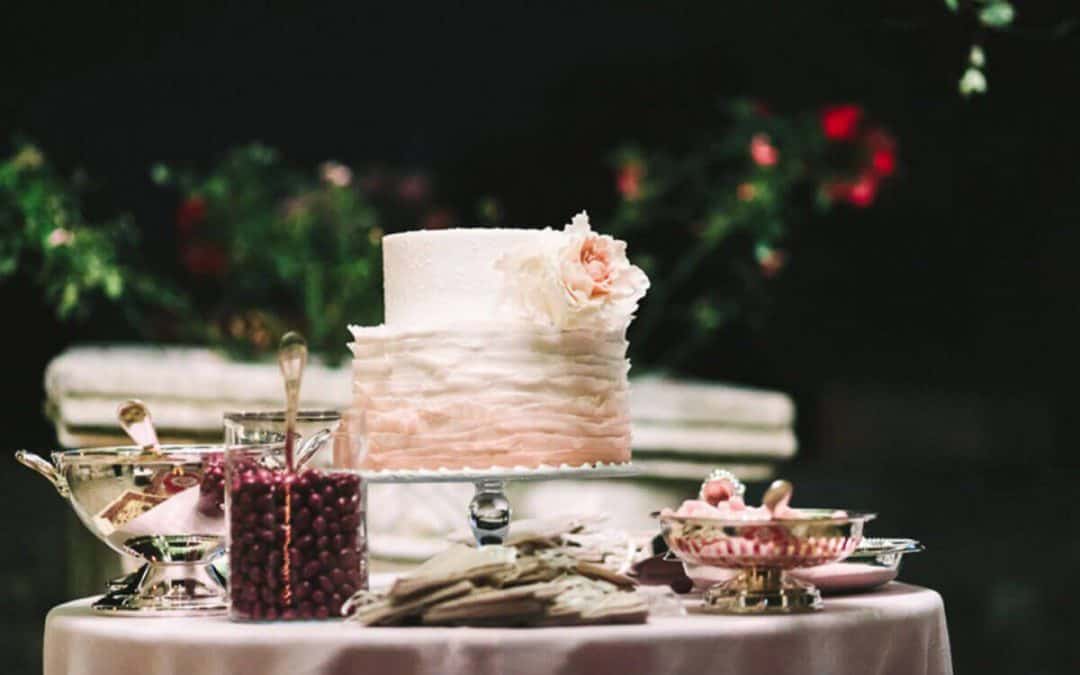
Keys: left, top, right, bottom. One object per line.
{"left": 197, "top": 454, "right": 225, "bottom": 517}
{"left": 227, "top": 460, "right": 365, "bottom": 621}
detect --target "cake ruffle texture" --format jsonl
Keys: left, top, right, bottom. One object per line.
{"left": 348, "top": 325, "right": 632, "bottom": 471}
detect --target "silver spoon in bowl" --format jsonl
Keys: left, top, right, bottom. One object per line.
{"left": 762, "top": 479, "right": 793, "bottom": 515}
{"left": 117, "top": 399, "right": 163, "bottom": 455}
{"left": 112, "top": 399, "right": 169, "bottom": 592}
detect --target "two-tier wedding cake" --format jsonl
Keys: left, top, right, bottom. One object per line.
{"left": 347, "top": 212, "right": 649, "bottom": 471}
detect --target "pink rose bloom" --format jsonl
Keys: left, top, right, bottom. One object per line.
{"left": 496, "top": 211, "right": 649, "bottom": 330}
{"left": 557, "top": 212, "right": 649, "bottom": 317}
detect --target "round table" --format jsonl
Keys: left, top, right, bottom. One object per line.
{"left": 44, "top": 583, "right": 952, "bottom": 675}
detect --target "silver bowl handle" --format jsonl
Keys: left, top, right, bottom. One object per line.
{"left": 15, "top": 451, "right": 71, "bottom": 498}
{"left": 296, "top": 428, "right": 334, "bottom": 468}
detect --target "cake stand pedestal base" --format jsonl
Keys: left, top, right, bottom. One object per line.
{"left": 468, "top": 480, "right": 512, "bottom": 545}
{"left": 357, "top": 463, "right": 638, "bottom": 546}
{"left": 703, "top": 568, "right": 823, "bottom": 614}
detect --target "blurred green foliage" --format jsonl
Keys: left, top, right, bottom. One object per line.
{"left": 152, "top": 144, "right": 391, "bottom": 363}
{"left": 0, "top": 143, "right": 185, "bottom": 329}
{"left": 1, "top": 141, "right": 448, "bottom": 364}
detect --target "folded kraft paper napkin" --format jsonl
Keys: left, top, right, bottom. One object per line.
{"left": 343, "top": 545, "right": 647, "bottom": 627}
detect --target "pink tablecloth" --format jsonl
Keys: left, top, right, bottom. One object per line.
{"left": 44, "top": 583, "right": 952, "bottom": 675}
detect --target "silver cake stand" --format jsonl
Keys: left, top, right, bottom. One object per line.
{"left": 353, "top": 463, "right": 640, "bottom": 545}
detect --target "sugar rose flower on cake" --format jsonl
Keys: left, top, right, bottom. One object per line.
{"left": 496, "top": 211, "right": 649, "bottom": 330}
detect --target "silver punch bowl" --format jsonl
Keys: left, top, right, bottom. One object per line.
{"left": 15, "top": 444, "right": 272, "bottom": 616}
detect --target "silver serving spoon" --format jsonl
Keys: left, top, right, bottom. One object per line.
{"left": 762, "top": 479, "right": 793, "bottom": 514}
{"left": 278, "top": 331, "right": 308, "bottom": 472}
{"left": 117, "top": 399, "right": 162, "bottom": 455}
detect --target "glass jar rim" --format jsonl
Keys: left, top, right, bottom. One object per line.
{"left": 223, "top": 409, "right": 341, "bottom": 423}
{"left": 52, "top": 443, "right": 282, "bottom": 464}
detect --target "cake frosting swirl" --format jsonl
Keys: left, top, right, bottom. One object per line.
{"left": 348, "top": 212, "right": 648, "bottom": 471}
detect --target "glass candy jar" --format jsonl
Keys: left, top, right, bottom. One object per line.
{"left": 226, "top": 446, "right": 366, "bottom": 621}
{"left": 224, "top": 410, "right": 341, "bottom": 468}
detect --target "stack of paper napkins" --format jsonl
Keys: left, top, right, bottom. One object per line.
{"left": 345, "top": 545, "right": 647, "bottom": 627}
{"left": 44, "top": 345, "right": 349, "bottom": 446}
{"left": 628, "top": 375, "right": 797, "bottom": 480}
{"left": 45, "top": 348, "right": 797, "bottom": 472}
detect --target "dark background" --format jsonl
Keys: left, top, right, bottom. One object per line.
{"left": 2, "top": 3, "right": 1077, "bottom": 674}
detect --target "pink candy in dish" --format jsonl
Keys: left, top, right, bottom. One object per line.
{"left": 658, "top": 477, "right": 874, "bottom": 614}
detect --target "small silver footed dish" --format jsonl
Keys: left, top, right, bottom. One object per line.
{"left": 659, "top": 510, "right": 875, "bottom": 614}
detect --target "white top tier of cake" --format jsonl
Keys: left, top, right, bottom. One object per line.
{"left": 383, "top": 228, "right": 561, "bottom": 329}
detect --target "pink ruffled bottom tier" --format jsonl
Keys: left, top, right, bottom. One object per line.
{"left": 348, "top": 325, "right": 633, "bottom": 471}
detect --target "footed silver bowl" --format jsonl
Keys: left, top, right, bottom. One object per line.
{"left": 16, "top": 444, "right": 261, "bottom": 616}
{"left": 659, "top": 509, "right": 875, "bottom": 613}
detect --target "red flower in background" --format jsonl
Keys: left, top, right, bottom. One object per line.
{"left": 182, "top": 242, "right": 228, "bottom": 278}
{"left": 825, "top": 181, "right": 850, "bottom": 202}
{"left": 616, "top": 161, "right": 645, "bottom": 201}
{"left": 758, "top": 248, "right": 788, "bottom": 278}
{"left": 820, "top": 119, "right": 895, "bottom": 207}
{"left": 825, "top": 173, "right": 879, "bottom": 209}
{"left": 821, "top": 104, "right": 863, "bottom": 142}
{"left": 847, "top": 173, "right": 879, "bottom": 208}
{"left": 871, "top": 149, "right": 896, "bottom": 176}
{"left": 359, "top": 171, "right": 386, "bottom": 194}
{"left": 749, "top": 133, "right": 779, "bottom": 167}
{"left": 176, "top": 195, "right": 226, "bottom": 276}
{"left": 421, "top": 208, "right": 454, "bottom": 230}
{"left": 865, "top": 127, "right": 898, "bottom": 177}
{"left": 397, "top": 173, "right": 430, "bottom": 203}
{"left": 176, "top": 196, "right": 207, "bottom": 238}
